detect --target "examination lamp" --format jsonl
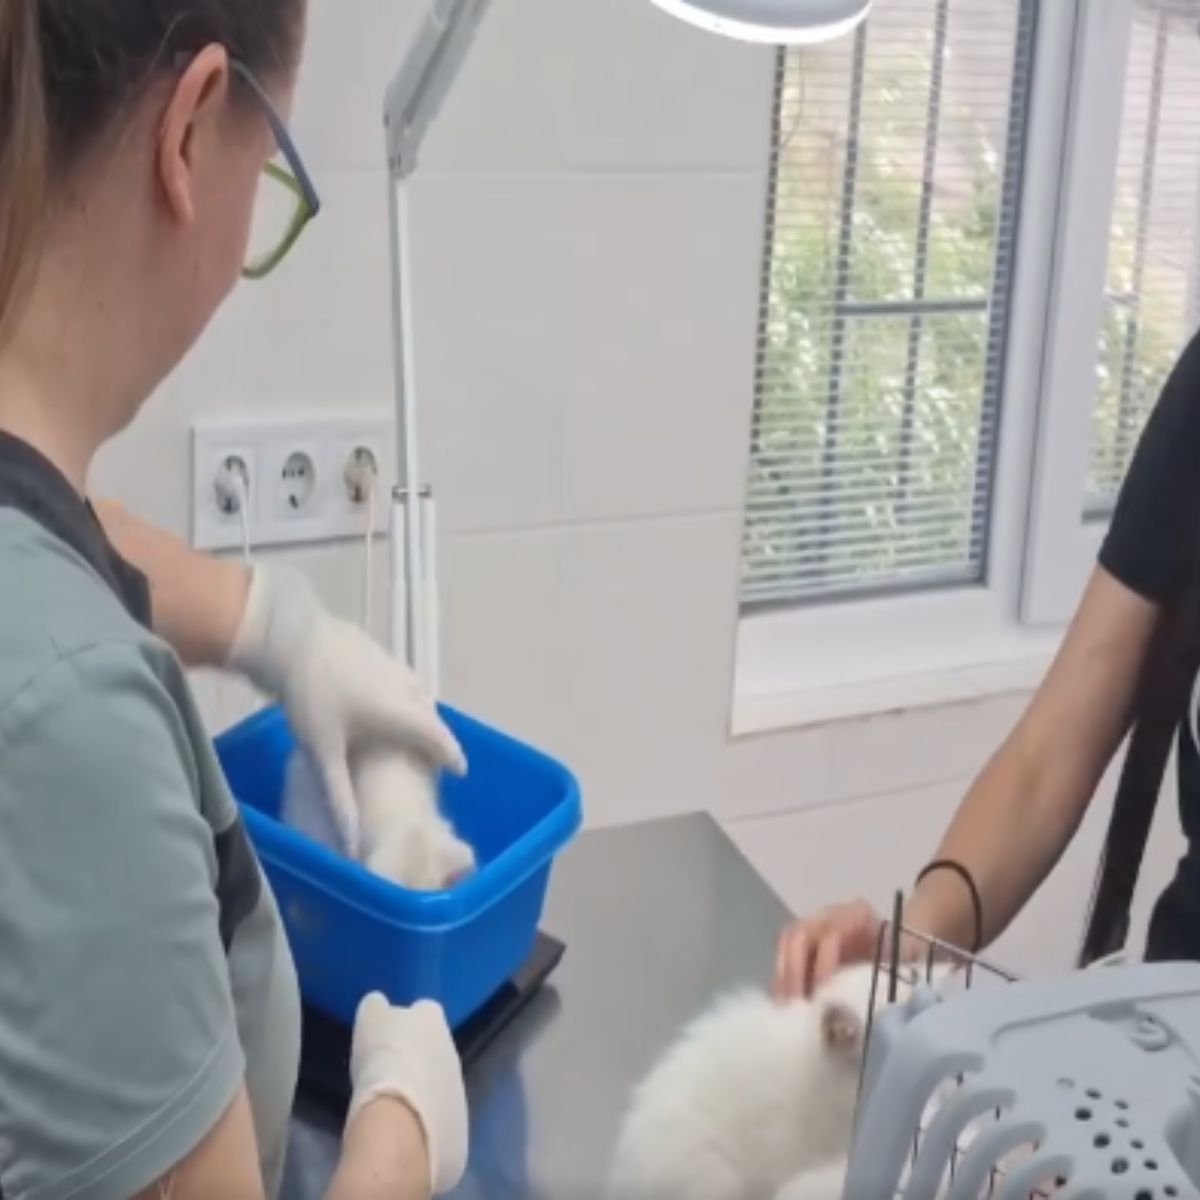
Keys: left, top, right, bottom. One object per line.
{"left": 648, "top": 0, "right": 871, "bottom": 44}
{"left": 385, "top": 0, "right": 870, "bottom": 687}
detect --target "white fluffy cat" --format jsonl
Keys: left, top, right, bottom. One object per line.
{"left": 608, "top": 965, "right": 895, "bottom": 1200}
{"left": 281, "top": 745, "right": 474, "bottom": 892}
{"left": 354, "top": 747, "right": 475, "bottom": 890}
{"left": 773, "top": 1161, "right": 847, "bottom": 1200}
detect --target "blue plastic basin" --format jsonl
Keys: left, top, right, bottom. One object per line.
{"left": 215, "top": 704, "right": 581, "bottom": 1028}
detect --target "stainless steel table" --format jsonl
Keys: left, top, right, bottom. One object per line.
{"left": 285, "top": 814, "right": 789, "bottom": 1199}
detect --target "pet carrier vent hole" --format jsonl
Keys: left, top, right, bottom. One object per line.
{"left": 1145, "top": 1160, "right": 1158, "bottom": 1170}
{"left": 1133, "top": 1140, "right": 1145, "bottom": 1150}
{"left": 1118, "top": 1118, "right": 1131, "bottom": 1129}
{"left": 1112, "top": 1158, "right": 1129, "bottom": 1175}
{"left": 1134, "top": 1192, "right": 1153, "bottom": 1200}
{"left": 1076, "top": 1107, "right": 1093, "bottom": 1121}
{"left": 1086, "top": 1088, "right": 1102, "bottom": 1099}
{"left": 1094, "top": 1134, "right": 1111, "bottom": 1149}
{"left": 1117, "top": 1099, "right": 1130, "bottom": 1110}
{"left": 1165, "top": 1186, "right": 1178, "bottom": 1197}
{"left": 1058, "top": 1078, "right": 1075, "bottom": 1090}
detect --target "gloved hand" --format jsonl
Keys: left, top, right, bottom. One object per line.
{"left": 227, "top": 565, "right": 466, "bottom": 854}
{"left": 348, "top": 992, "right": 469, "bottom": 1195}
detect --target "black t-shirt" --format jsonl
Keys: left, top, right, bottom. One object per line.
{"left": 1098, "top": 329, "right": 1200, "bottom": 958}
{"left": 1099, "top": 330, "right": 1200, "bottom": 604}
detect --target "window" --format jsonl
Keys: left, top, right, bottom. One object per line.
{"left": 1086, "top": 0, "right": 1200, "bottom": 518}
{"left": 741, "top": 0, "right": 1035, "bottom": 607}
{"left": 736, "top": 0, "right": 1200, "bottom": 725}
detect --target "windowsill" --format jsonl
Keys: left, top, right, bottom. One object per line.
{"left": 732, "top": 593, "right": 1064, "bottom": 735}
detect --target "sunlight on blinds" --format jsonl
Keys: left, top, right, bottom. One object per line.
{"left": 1086, "top": 0, "right": 1200, "bottom": 517}
{"left": 741, "top": 0, "right": 1032, "bottom": 607}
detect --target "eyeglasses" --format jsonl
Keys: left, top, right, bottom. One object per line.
{"left": 230, "top": 59, "right": 321, "bottom": 280}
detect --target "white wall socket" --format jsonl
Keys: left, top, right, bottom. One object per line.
{"left": 192, "top": 414, "right": 397, "bottom": 551}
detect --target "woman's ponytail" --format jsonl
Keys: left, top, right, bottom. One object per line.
{"left": 0, "top": 0, "right": 46, "bottom": 343}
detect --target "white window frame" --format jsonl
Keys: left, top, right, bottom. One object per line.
{"left": 734, "top": 0, "right": 1131, "bottom": 734}
{"left": 1020, "top": 0, "right": 1135, "bottom": 627}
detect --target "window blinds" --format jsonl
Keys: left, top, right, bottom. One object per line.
{"left": 741, "top": 0, "right": 1034, "bottom": 607}
{"left": 1086, "top": 0, "right": 1200, "bottom": 517}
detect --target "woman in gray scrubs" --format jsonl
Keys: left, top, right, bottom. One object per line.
{"left": 0, "top": 2, "right": 467, "bottom": 1197}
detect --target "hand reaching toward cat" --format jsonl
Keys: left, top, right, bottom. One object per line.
{"left": 228, "top": 565, "right": 467, "bottom": 856}
{"left": 773, "top": 899, "right": 883, "bottom": 999}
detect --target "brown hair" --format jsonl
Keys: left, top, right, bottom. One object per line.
{"left": 0, "top": 0, "right": 303, "bottom": 340}
{"left": 0, "top": 0, "right": 47, "bottom": 343}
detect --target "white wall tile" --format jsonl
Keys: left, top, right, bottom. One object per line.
{"left": 557, "top": 512, "right": 743, "bottom": 827}
{"left": 438, "top": 528, "right": 571, "bottom": 754}
{"left": 827, "top": 692, "right": 1029, "bottom": 803}
{"left": 410, "top": 174, "right": 577, "bottom": 533}
{"left": 295, "top": 0, "right": 773, "bottom": 176}
{"left": 224, "top": 171, "right": 396, "bottom": 409}
{"left": 423, "top": 0, "right": 775, "bottom": 174}
{"left": 724, "top": 782, "right": 967, "bottom": 924}
{"left": 413, "top": 170, "right": 767, "bottom": 531}
{"left": 718, "top": 724, "right": 833, "bottom": 822}
{"left": 561, "top": 174, "right": 766, "bottom": 523}
{"left": 292, "top": 0, "right": 403, "bottom": 172}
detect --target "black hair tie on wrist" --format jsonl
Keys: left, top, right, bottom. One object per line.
{"left": 916, "top": 859, "right": 983, "bottom": 955}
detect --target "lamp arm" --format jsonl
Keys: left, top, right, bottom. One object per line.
{"left": 384, "top": 0, "right": 495, "bottom": 179}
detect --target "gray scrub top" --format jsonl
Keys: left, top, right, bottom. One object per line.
{"left": 0, "top": 432, "right": 300, "bottom": 1200}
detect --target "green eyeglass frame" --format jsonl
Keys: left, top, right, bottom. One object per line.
{"left": 230, "top": 59, "right": 322, "bottom": 280}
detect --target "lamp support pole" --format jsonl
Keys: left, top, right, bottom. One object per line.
{"left": 384, "top": 0, "right": 494, "bottom": 688}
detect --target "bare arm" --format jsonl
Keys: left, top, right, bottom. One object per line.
{"left": 904, "top": 566, "right": 1158, "bottom": 950}
{"left": 93, "top": 499, "right": 249, "bottom": 669}
{"left": 134, "top": 1088, "right": 433, "bottom": 1200}
{"left": 776, "top": 565, "right": 1160, "bottom": 995}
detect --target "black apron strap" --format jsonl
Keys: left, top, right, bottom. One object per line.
{"left": 1078, "top": 580, "right": 1200, "bottom": 966}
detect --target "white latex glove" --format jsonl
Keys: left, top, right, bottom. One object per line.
{"left": 228, "top": 565, "right": 467, "bottom": 854}
{"left": 348, "top": 992, "right": 469, "bottom": 1195}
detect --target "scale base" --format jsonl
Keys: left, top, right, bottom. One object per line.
{"left": 297, "top": 932, "right": 566, "bottom": 1116}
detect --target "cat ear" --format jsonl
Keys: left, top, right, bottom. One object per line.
{"left": 821, "top": 1000, "right": 864, "bottom": 1057}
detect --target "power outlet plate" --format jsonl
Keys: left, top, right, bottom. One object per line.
{"left": 192, "top": 414, "right": 396, "bottom": 551}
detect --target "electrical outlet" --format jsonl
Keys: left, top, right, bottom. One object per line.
{"left": 215, "top": 454, "right": 251, "bottom": 515}
{"left": 192, "top": 415, "right": 395, "bottom": 551}
{"left": 344, "top": 447, "right": 379, "bottom": 504}
{"left": 278, "top": 448, "right": 319, "bottom": 517}
{"left": 192, "top": 433, "right": 259, "bottom": 549}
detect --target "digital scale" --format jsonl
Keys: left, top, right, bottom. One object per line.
{"left": 297, "top": 932, "right": 566, "bottom": 1116}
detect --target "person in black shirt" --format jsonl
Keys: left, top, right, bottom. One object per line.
{"left": 773, "top": 331, "right": 1200, "bottom": 995}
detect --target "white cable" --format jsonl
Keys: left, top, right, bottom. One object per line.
{"left": 364, "top": 482, "right": 377, "bottom": 635}
{"left": 419, "top": 488, "right": 440, "bottom": 696}
{"left": 235, "top": 473, "right": 252, "bottom": 564}
{"left": 345, "top": 449, "right": 381, "bottom": 636}
{"left": 215, "top": 457, "right": 252, "bottom": 564}
{"left": 212, "top": 462, "right": 253, "bottom": 728}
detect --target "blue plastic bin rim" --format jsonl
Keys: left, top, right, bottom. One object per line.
{"left": 217, "top": 703, "right": 583, "bottom": 929}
